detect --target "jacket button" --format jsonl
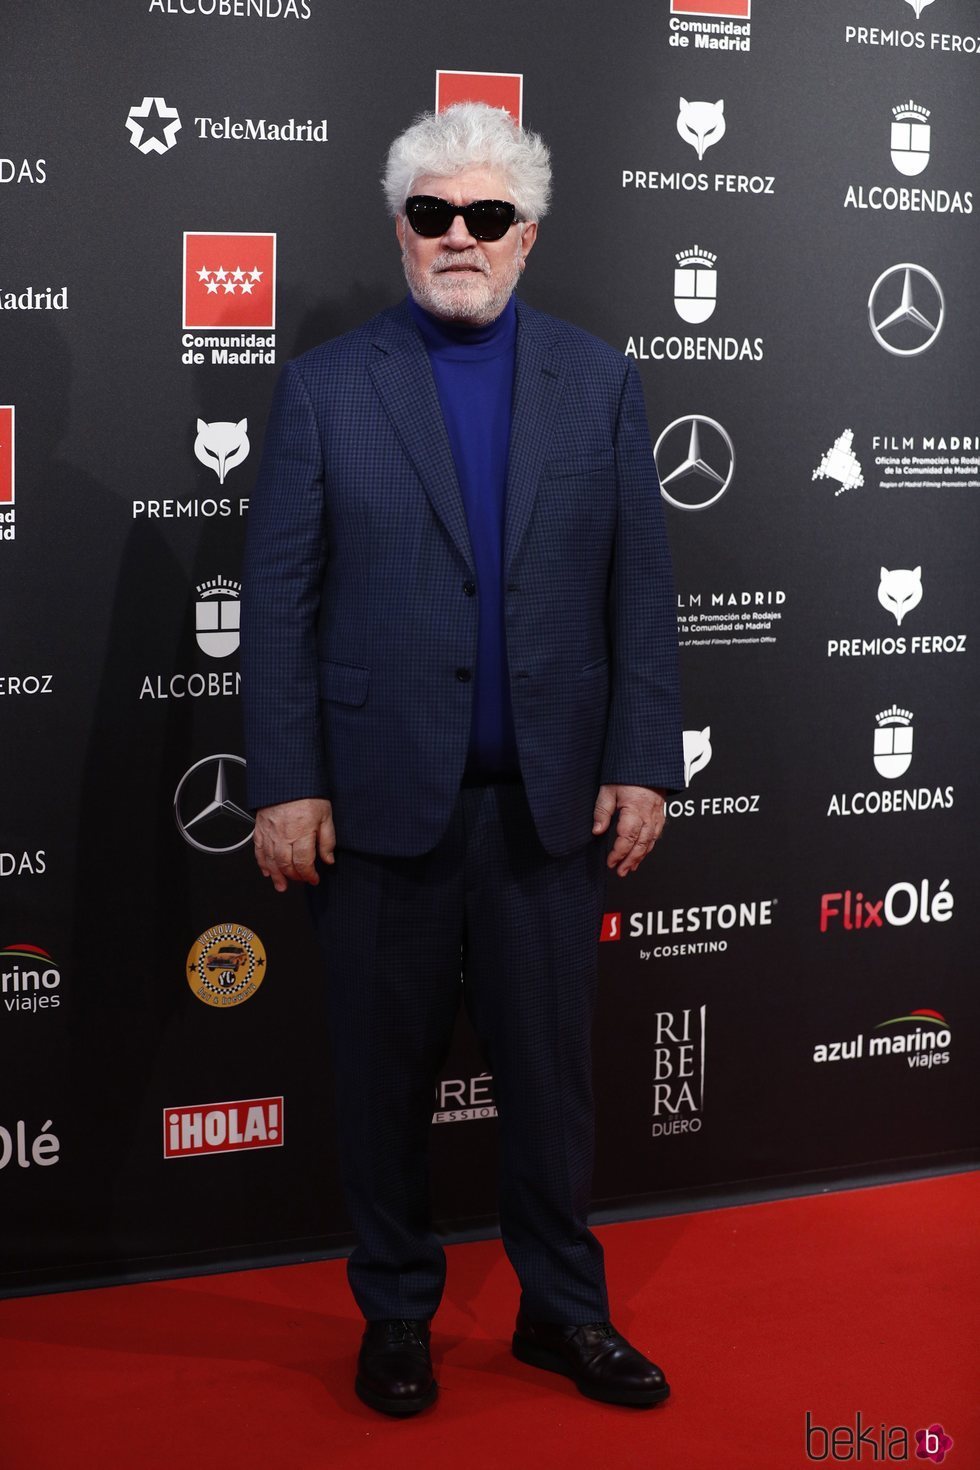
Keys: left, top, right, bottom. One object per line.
{"left": 463, "top": 580, "right": 476, "bottom": 596}
{"left": 455, "top": 667, "right": 472, "bottom": 682}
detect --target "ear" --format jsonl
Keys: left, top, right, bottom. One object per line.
{"left": 702, "top": 726, "right": 711, "bottom": 740}
{"left": 912, "top": 566, "right": 921, "bottom": 578}
{"left": 197, "top": 419, "right": 207, "bottom": 432}
{"left": 519, "top": 221, "right": 538, "bottom": 261}
{"left": 679, "top": 97, "right": 688, "bottom": 108}
{"left": 880, "top": 567, "right": 889, "bottom": 579}
{"left": 717, "top": 100, "right": 725, "bottom": 112}
{"left": 236, "top": 419, "right": 247, "bottom": 433}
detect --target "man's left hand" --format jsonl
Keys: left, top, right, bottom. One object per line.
{"left": 592, "top": 785, "right": 667, "bottom": 877}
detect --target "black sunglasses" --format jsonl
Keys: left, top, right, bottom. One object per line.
{"left": 405, "top": 195, "right": 518, "bottom": 242}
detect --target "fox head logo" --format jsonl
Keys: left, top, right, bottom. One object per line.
{"left": 904, "top": 0, "right": 935, "bottom": 20}
{"left": 683, "top": 726, "right": 712, "bottom": 786}
{"left": 677, "top": 98, "right": 726, "bottom": 162}
{"left": 194, "top": 418, "right": 250, "bottom": 484}
{"left": 878, "top": 566, "right": 923, "bottom": 626}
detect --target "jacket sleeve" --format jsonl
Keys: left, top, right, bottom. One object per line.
{"left": 240, "top": 359, "right": 328, "bottom": 811}
{"left": 599, "top": 358, "right": 686, "bottom": 793}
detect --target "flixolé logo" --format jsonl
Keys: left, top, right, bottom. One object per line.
{"left": 186, "top": 923, "right": 266, "bottom": 1008}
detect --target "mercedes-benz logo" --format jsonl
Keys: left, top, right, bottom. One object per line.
{"left": 654, "top": 415, "right": 735, "bottom": 512}
{"left": 868, "top": 264, "right": 944, "bottom": 356}
{"left": 174, "top": 754, "right": 254, "bottom": 854}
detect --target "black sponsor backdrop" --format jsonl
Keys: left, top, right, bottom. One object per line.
{"left": 1, "top": 0, "right": 978, "bottom": 1292}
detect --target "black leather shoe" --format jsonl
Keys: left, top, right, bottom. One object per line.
{"left": 512, "top": 1312, "right": 670, "bottom": 1407}
{"left": 355, "top": 1318, "right": 437, "bottom": 1416}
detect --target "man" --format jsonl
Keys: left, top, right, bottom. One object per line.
{"left": 240, "top": 102, "right": 684, "bottom": 1417}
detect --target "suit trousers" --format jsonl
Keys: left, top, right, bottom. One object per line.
{"left": 307, "top": 778, "right": 612, "bottom": 1324}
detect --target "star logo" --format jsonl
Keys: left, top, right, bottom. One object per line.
{"left": 182, "top": 233, "right": 276, "bottom": 329}
{"left": 868, "top": 263, "right": 944, "bottom": 356}
{"left": 125, "top": 97, "right": 182, "bottom": 156}
{"left": 654, "top": 415, "right": 735, "bottom": 512}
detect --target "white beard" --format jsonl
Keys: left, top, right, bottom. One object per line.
{"left": 402, "top": 244, "right": 522, "bottom": 326}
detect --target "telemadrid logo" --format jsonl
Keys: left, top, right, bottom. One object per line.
{"left": 654, "top": 416, "right": 735, "bottom": 510}
{"left": 868, "top": 264, "right": 944, "bottom": 355}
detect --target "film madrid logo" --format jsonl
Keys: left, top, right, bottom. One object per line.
{"left": 0, "top": 406, "right": 14, "bottom": 541}
{"left": 805, "top": 1412, "right": 954, "bottom": 1463}
{"left": 1, "top": 943, "right": 61, "bottom": 1016}
{"left": 139, "top": 576, "right": 241, "bottom": 701}
{"left": 661, "top": 724, "right": 762, "bottom": 820}
{"left": 602, "top": 893, "right": 777, "bottom": 960}
{"left": 666, "top": 0, "right": 751, "bottom": 52}
{"left": 844, "top": 99, "right": 973, "bottom": 216}
{"left": 826, "top": 705, "right": 954, "bottom": 818}
{"left": 676, "top": 585, "right": 785, "bottom": 648}
{"left": 812, "top": 1006, "right": 952, "bottom": 1072}
{"left": 625, "top": 244, "right": 763, "bottom": 364}
{"left": 623, "top": 97, "right": 775, "bottom": 197}
{"left": 186, "top": 923, "right": 266, "bottom": 1008}
{"left": 163, "top": 1097, "right": 283, "bottom": 1160}
{"left": 846, "top": 0, "right": 979, "bottom": 55}
{"left": 125, "top": 96, "right": 326, "bottom": 155}
{"left": 653, "top": 1006, "right": 707, "bottom": 1139}
{"left": 181, "top": 232, "right": 276, "bottom": 366}
{"left": 827, "top": 565, "right": 967, "bottom": 661}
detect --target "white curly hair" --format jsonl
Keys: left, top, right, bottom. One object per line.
{"left": 382, "top": 102, "right": 552, "bottom": 223}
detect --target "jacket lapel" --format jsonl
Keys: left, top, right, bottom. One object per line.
{"left": 504, "top": 302, "right": 565, "bottom": 579}
{"left": 369, "top": 303, "right": 475, "bottom": 573}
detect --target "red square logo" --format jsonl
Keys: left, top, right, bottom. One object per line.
{"left": 436, "top": 71, "right": 523, "bottom": 126}
{"left": 182, "top": 232, "right": 276, "bottom": 330}
{"left": 600, "top": 913, "right": 622, "bottom": 942}
{"left": 671, "top": 0, "right": 751, "bottom": 16}
{"left": 0, "top": 407, "right": 14, "bottom": 505}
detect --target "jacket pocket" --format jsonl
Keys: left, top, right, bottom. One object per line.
{"left": 320, "top": 660, "right": 369, "bottom": 707}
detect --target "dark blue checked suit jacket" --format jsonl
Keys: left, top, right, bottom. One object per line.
{"left": 240, "top": 295, "right": 684, "bottom": 858}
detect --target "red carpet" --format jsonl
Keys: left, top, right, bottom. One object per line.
{"left": 0, "top": 1172, "right": 976, "bottom": 1469}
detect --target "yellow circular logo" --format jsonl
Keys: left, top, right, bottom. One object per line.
{"left": 186, "top": 923, "right": 267, "bottom": 1008}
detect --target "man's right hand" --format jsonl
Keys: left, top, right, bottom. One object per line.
{"left": 253, "top": 798, "right": 336, "bottom": 892}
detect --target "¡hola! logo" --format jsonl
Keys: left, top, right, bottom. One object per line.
{"left": 186, "top": 923, "right": 266, "bottom": 1007}
{"left": 163, "top": 1097, "right": 283, "bottom": 1158}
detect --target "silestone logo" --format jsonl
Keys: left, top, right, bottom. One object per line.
{"left": 653, "top": 1006, "right": 707, "bottom": 1137}
{"left": 623, "top": 97, "right": 775, "bottom": 197}
{"left": 126, "top": 97, "right": 182, "bottom": 154}
{"left": 629, "top": 896, "right": 776, "bottom": 961}
{"left": 812, "top": 429, "right": 865, "bottom": 495}
{"left": 626, "top": 245, "right": 762, "bottom": 363}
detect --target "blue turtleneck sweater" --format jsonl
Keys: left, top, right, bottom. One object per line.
{"left": 408, "top": 293, "right": 519, "bottom": 781}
